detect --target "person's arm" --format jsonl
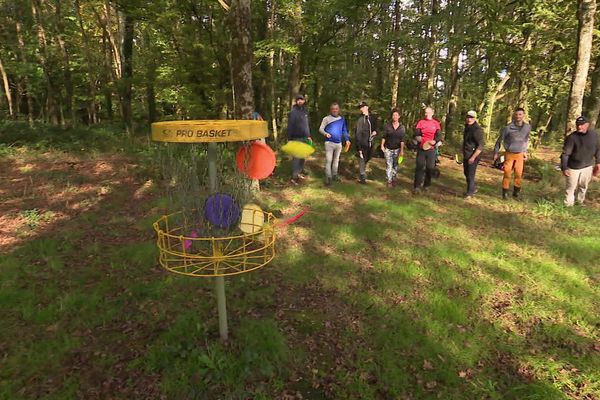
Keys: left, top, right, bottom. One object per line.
{"left": 594, "top": 135, "right": 600, "bottom": 176}
{"left": 433, "top": 128, "right": 443, "bottom": 145}
{"left": 523, "top": 124, "right": 531, "bottom": 160}
{"left": 342, "top": 118, "right": 351, "bottom": 152}
{"left": 469, "top": 127, "right": 485, "bottom": 164}
{"left": 399, "top": 125, "right": 406, "bottom": 155}
{"left": 287, "top": 111, "right": 296, "bottom": 139}
{"left": 493, "top": 128, "right": 506, "bottom": 160}
{"left": 561, "top": 135, "right": 574, "bottom": 176}
{"left": 319, "top": 117, "right": 330, "bottom": 138}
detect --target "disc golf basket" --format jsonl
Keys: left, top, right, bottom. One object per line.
{"left": 151, "top": 120, "right": 276, "bottom": 340}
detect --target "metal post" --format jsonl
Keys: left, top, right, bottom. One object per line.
{"left": 207, "top": 142, "right": 228, "bottom": 341}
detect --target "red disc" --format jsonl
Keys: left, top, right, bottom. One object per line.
{"left": 236, "top": 141, "right": 276, "bottom": 180}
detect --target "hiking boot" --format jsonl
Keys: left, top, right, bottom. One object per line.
{"left": 513, "top": 187, "right": 521, "bottom": 199}
{"left": 502, "top": 188, "right": 509, "bottom": 200}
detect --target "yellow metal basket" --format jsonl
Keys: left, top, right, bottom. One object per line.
{"left": 153, "top": 210, "right": 276, "bottom": 277}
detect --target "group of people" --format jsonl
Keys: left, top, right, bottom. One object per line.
{"left": 286, "top": 94, "right": 600, "bottom": 206}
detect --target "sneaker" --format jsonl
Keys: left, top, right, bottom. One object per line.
{"left": 412, "top": 187, "right": 422, "bottom": 195}
{"left": 298, "top": 173, "right": 308, "bottom": 180}
{"left": 359, "top": 178, "right": 366, "bottom": 184}
{"left": 290, "top": 178, "right": 300, "bottom": 186}
{"left": 325, "top": 177, "right": 332, "bottom": 186}
{"left": 423, "top": 186, "right": 430, "bottom": 193}
{"left": 386, "top": 181, "right": 393, "bottom": 188}
{"left": 464, "top": 193, "right": 474, "bottom": 200}
{"left": 332, "top": 175, "right": 340, "bottom": 182}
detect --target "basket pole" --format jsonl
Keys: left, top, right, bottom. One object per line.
{"left": 208, "top": 142, "right": 228, "bottom": 341}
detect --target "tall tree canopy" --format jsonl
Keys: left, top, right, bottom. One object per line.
{"left": 0, "top": 0, "right": 597, "bottom": 141}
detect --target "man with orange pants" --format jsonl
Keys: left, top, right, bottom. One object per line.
{"left": 493, "top": 108, "right": 531, "bottom": 200}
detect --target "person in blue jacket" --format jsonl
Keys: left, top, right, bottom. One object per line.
{"left": 287, "top": 94, "right": 311, "bottom": 185}
{"left": 319, "top": 103, "right": 351, "bottom": 186}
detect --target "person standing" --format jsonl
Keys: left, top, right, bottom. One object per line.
{"left": 319, "top": 103, "right": 351, "bottom": 186}
{"left": 493, "top": 107, "right": 531, "bottom": 199}
{"left": 462, "top": 110, "right": 484, "bottom": 199}
{"left": 413, "top": 107, "right": 443, "bottom": 193}
{"left": 355, "top": 102, "right": 377, "bottom": 184}
{"left": 287, "top": 94, "right": 311, "bottom": 185}
{"left": 561, "top": 116, "right": 600, "bottom": 206}
{"left": 380, "top": 108, "right": 406, "bottom": 187}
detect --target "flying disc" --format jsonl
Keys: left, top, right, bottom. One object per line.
{"left": 281, "top": 141, "right": 315, "bottom": 158}
{"left": 236, "top": 141, "right": 276, "bottom": 180}
{"left": 239, "top": 203, "right": 265, "bottom": 234}
{"left": 397, "top": 155, "right": 404, "bottom": 164}
{"left": 422, "top": 141, "right": 433, "bottom": 151}
{"left": 204, "top": 193, "right": 241, "bottom": 229}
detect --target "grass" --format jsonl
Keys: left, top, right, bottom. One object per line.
{"left": 0, "top": 141, "right": 598, "bottom": 399}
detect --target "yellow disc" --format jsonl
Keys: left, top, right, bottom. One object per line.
{"left": 151, "top": 120, "right": 268, "bottom": 143}
{"left": 239, "top": 203, "right": 265, "bottom": 234}
{"left": 281, "top": 141, "right": 315, "bottom": 158}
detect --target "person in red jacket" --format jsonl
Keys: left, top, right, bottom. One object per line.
{"left": 413, "top": 107, "right": 443, "bottom": 193}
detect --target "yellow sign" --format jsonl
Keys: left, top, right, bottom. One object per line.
{"left": 151, "top": 120, "right": 268, "bottom": 143}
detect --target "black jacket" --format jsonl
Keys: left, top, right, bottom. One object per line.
{"left": 287, "top": 105, "right": 310, "bottom": 139}
{"left": 561, "top": 129, "right": 600, "bottom": 170}
{"left": 463, "top": 122, "right": 484, "bottom": 158}
{"left": 383, "top": 123, "right": 406, "bottom": 150}
{"left": 355, "top": 115, "right": 377, "bottom": 151}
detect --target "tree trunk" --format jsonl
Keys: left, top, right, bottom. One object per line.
{"left": 444, "top": 47, "right": 460, "bottom": 139}
{"left": 230, "top": 0, "right": 254, "bottom": 120}
{"left": 482, "top": 72, "right": 511, "bottom": 140}
{"left": 287, "top": 0, "right": 303, "bottom": 107}
{"left": 15, "top": 19, "right": 34, "bottom": 125}
{"left": 390, "top": 0, "right": 402, "bottom": 108}
{"left": 75, "top": 0, "right": 98, "bottom": 124}
{"left": 566, "top": 0, "right": 596, "bottom": 134}
{"left": 0, "top": 56, "right": 14, "bottom": 118}
{"left": 266, "top": 0, "right": 278, "bottom": 141}
{"left": 119, "top": 11, "right": 135, "bottom": 135}
{"left": 584, "top": 55, "right": 600, "bottom": 127}
{"left": 54, "top": 0, "right": 75, "bottom": 126}
{"left": 426, "top": 0, "right": 439, "bottom": 105}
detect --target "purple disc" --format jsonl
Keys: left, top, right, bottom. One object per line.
{"left": 204, "top": 194, "right": 241, "bottom": 229}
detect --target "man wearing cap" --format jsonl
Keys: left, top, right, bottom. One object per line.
{"left": 355, "top": 102, "right": 377, "bottom": 184}
{"left": 319, "top": 103, "right": 351, "bottom": 186}
{"left": 561, "top": 116, "right": 600, "bottom": 206}
{"left": 413, "top": 107, "right": 443, "bottom": 193}
{"left": 287, "top": 94, "right": 311, "bottom": 185}
{"left": 493, "top": 107, "right": 531, "bottom": 199}
{"left": 462, "top": 110, "right": 484, "bottom": 199}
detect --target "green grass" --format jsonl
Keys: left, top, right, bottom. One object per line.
{"left": 0, "top": 148, "right": 598, "bottom": 399}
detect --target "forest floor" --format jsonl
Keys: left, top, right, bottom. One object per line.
{"left": 0, "top": 142, "right": 599, "bottom": 400}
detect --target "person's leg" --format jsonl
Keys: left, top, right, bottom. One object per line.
{"left": 513, "top": 152, "right": 524, "bottom": 187}
{"left": 463, "top": 160, "right": 469, "bottom": 192}
{"left": 466, "top": 159, "right": 479, "bottom": 195}
{"left": 414, "top": 149, "right": 426, "bottom": 188}
{"left": 503, "top": 152, "right": 516, "bottom": 190}
{"left": 359, "top": 156, "right": 366, "bottom": 182}
{"left": 291, "top": 157, "right": 301, "bottom": 180}
{"left": 424, "top": 149, "right": 436, "bottom": 188}
{"left": 384, "top": 148, "right": 393, "bottom": 182}
{"left": 564, "top": 168, "right": 580, "bottom": 206}
{"left": 299, "top": 158, "right": 306, "bottom": 176}
{"left": 331, "top": 143, "right": 342, "bottom": 179}
{"left": 576, "top": 166, "right": 593, "bottom": 204}
{"left": 324, "top": 142, "right": 334, "bottom": 179}
{"left": 391, "top": 149, "right": 400, "bottom": 181}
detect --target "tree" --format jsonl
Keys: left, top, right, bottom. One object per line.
{"left": 566, "top": 0, "right": 596, "bottom": 134}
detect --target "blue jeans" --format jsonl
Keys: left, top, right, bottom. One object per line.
{"left": 384, "top": 148, "right": 400, "bottom": 182}
{"left": 290, "top": 138, "right": 307, "bottom": 179}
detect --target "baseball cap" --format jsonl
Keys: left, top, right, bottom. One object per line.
{"left": 295, "top": 94, "right": 305, "bottom": 101}
{"left": 576, "top": 116, "right": 589, "bottom": 126}
{"left": 466, "top": 110, "right": 477, "bottom": 118}
{"left": 358, "top": 101, "right": 369, "bottom": 109}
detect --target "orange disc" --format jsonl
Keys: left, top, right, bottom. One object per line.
{"left": 236, "top": 141, "right": 276, "bottom": 180}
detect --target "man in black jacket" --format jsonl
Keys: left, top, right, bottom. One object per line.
{"left": 462, "top": 110, "right": 484, "bottom": 199}
{"left": 355, "top": 101, "right": 377, "bottom": 184}
{"left": 287, "top": 94, "right": 311, "bottom": 185}
{"left": 561, "top": 116, "right": 600, "bottom": 206}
